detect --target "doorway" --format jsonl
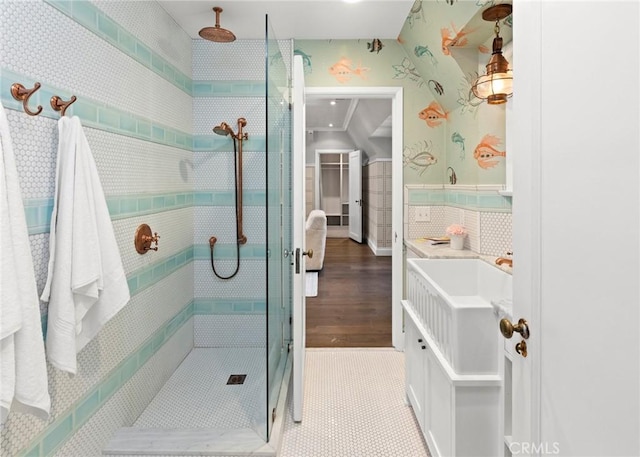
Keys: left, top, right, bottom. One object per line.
{"left": 303, "top": 87, "right": 404, "bottom": 349}
{"left": 313, "top": 149, "right": 363, "bottom": 241}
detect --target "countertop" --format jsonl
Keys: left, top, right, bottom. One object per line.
{"left": 405, "top": 239, "right": 512, "bottom": 275}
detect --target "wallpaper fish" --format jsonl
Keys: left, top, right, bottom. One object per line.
{"left": 294, "top": 49, "right": 313, "bottom": 73}
{"left": 367, "top": 38, "right": 384, "bottom": 54}
{"left": 440, "top": 23, "right": 475, "bottom": 56}
{"left": 474, "top": 134, "right": 506, "bottom": 169}
{"left": 328, "top": 57, "right": 370, "bottom": 83}
{"left": 414, "top": 44, "right": 439, "bottom": 68}
{"left": 419, "top": 101, "right": 448, "bottom": 128}
{"left": 403, "top": 140, "right": 438, "bottom": 176}
{"left": 451, "top": 131, "right": 466, "bottom": 160}
{"left": 428, "top": 80, "right": 444, "bottom": 95}
{"left": 407, "top": 0, "right": 426, "bottom": 29}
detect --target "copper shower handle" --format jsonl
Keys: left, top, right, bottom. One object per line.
{"left": 135, "top": 224, "right": 160, "bottom": 254}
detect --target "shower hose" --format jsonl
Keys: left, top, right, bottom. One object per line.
{"left": 209, "top": 135, "right": 241, "bottom": 280}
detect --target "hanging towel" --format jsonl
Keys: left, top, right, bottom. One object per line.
{"left": 41, "top": 116, "right": 130, "bottom": 375}
{"left": 0, "top": 104, "right": 51, "bottom": 422}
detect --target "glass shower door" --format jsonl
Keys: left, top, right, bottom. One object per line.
{"left": 265, "top": 15, "right": 291, "bottom": 441}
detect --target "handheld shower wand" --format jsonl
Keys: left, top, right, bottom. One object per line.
{"left": 209, "top": 117, "right": 248, "bottom": 280}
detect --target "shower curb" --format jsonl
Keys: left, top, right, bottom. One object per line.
{"left": 102, "top": 427, "right": 275, "bottom": 456}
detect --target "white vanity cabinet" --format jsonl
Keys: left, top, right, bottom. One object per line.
{"left": 405, "top": 314, "right": 426, "bottom": 431}
{"left": 403, "top": 303, "right": 502, "bottom": 457}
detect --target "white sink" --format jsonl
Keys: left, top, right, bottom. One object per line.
{"left": 409, "top": 258, "right": 512, "bottom": 307}
{"left": 405, "top": 258, "right": 512, "bottom": 375}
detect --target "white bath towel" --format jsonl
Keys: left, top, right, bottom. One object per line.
{"left": 41, "top": 116, "right": 130, "bottom": 375}
{"left": 0, "top": 104, "right": 51, "bottom": 422}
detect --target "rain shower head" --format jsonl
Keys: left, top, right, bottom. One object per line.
{"left": 213, "top": 122, "right": 233, "bottom": 136}
{"left": 199, "top": 7, "right": 236, "bottom": 43}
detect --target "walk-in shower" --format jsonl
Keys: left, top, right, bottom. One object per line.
{"left": 209, "top": 117, "right": 248, "bottom": 279}
{"left": 104, "top": 15, "right": 292, "bottom": 457}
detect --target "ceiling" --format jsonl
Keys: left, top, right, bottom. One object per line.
{"left": 305, "top": 96, "right": 392, "bottom": 137}
{"left": 158, "top": 0, "right": 415, "bottom": 40}
{"left": 306, "top": 97, "right": 356, "bottom": 132}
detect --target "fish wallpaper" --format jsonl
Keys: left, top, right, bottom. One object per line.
{"left": 398, "top": 0, "right": 511, "bottom": 185}
{"left": 296, "top": 38, "right": 446, "bottom": 184}
{"left": 295, "top": 0, "right": 511, "bottom": 186}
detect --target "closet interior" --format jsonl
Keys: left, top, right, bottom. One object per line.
{"left": 317, "top": 152, "right": 349, "bottom": 228}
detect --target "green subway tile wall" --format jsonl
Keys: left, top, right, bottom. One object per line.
{"left": 407, "top": 188, "right": 512, "bottom": 211}
{"left": 0, "top": 1, "right": 196, "bottom": 455}
{"left": 0, "top": 1, "right": 287, "bottom": 453}
{"left": 44, "top": 0, "right": 192, "bottom": 94}
{"left": 33, "top": 302, "right": 195, "bottom": 456}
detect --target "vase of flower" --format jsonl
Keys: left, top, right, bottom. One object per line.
{"left": 450, "top": 234, "right": 465, "bottom": 250}
{"left": 446, "top": 224, "right": 467, "bottom": 250}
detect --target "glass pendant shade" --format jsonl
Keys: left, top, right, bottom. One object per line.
{"left": 472, "top": 4, "right": 513, "bottom": 105}
{"left": 472, "top": 70, "right": 513, "bottom": 104}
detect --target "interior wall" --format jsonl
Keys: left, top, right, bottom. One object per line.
{"left": 305, "top": 165, "right": 314, "bottom": 218}
{"left": 305, "top": 130, "right": 355, "bottom": 164}
{"left": 297, "top": 0, "right": 512, "bottom": 248}
{"left": 347, "top": 99, "right": 392, "bottom": 161}
{"left": 0, "top": 1, "right": 194, "bottom": 455}
{"left": 191, "top": 39, "right": 269, "bottom": 351}
{"left": 396, "top": 1, "right": 511, "bottom": 248}
{"left": 364, "top": 159, "right": 393, "bottom": 254}
{"left": 295, "top": 38, "right": 442, "bottom": 185}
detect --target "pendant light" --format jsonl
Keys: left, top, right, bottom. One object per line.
{"left": 471, "top": 3, "right": 513, "bottom": 105}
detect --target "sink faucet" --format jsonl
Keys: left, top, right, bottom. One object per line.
{"left": 495, "top": 251, "right": 513, "bottom": 268}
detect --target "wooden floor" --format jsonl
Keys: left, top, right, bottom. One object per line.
{"left": 306, "top": 238, "right": 392, "bottom": 347}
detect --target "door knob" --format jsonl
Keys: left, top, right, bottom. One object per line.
{"left": 500, "top": 318, "right": 530, "bottom": 339}
{"left": 295, "top": 248, "right": 313, "bottom": 274}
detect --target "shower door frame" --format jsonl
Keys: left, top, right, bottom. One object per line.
{"left": 264, "top": 16, "right": 292, "bottom": 442}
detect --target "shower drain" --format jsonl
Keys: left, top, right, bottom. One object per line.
{"left": 226, "top": 374, "right": 247, "bottom": 385}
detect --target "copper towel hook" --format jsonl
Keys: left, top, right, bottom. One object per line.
{"left": 51, "top": 94, "right": 77, "bottom": 117}
{"left": 11, "top": 82, "right": 43, "bottom": 116}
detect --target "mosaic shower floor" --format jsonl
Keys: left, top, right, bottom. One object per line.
{"left": 133, "top": 347, "right": 267, "bottom": 430}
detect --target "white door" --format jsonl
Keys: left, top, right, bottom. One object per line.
{"left": 348, "top": 149, "right": 362, "bottom": 243}
{"left": 510, "top": 2, "right": 639, "bottom": 456}
{"left": 291, "top": 55, "right": 306, "bottom": 422}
